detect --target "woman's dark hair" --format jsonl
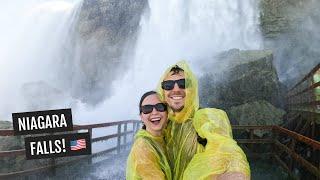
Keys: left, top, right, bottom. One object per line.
{"left": 139, "top": 91, "right": 157, "bottom": 130}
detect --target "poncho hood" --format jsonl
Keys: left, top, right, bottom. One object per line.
{"left": 157, "top": 60, "right": 199, "bottom": 123}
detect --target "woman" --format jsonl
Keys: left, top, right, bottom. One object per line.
{"left": 126, "top": 91, "right": 172, "bottom": 180}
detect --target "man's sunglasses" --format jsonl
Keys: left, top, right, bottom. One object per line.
{"left": 161, "top": 79, "right": 185, "bottom": 90}
{"left": 140, "top": 103, "right": 167, "bottom": 114}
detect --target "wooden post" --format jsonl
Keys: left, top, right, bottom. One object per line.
{"left": 249, "top": 129, "right": 254, "bottom": 152}
{"left": 124, "top": 123, "right": 127, "bottom": 148}
{"left": 50, "top": 158, "right": 56, "bottom": 176}
{"left": 288, "top": 139, "right": 296, "bottom": 172}
{"left": 50, "top": 132, "right": 56, "bottom": 176}
{"left": 271, "top": 127, "right": 278, "bottom": 162}
{"left": 134, "top": 122, "right": 139, "bottom": 133}
{"left": 117, "top": 123, "right": 121, "bottom": 154}
{"left": 88, "top": 128, "right": 92, "bottom": 165}
{"left": 88, "top": 128, "right": 92, "bottom": 138}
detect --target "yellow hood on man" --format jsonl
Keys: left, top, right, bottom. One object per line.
{"left": 157, "top": 60, "right": 199, "bottom": 123}
{"left": 156, "top": 61, "right": 250, "bottom": 179}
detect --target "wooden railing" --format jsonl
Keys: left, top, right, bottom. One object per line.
{"left": 233, "top": 125, "right": 320, "bottom": 179}
{"left": 283, "top": 63, "right": 319, "bottom": 180}
{"left": 0, "top": 120, "right": 141, "bottom": 178}
{"left": 286, "top": 63, "right": 320, "bottom": 114}
{"left": 1, "top": 122, "right": 319, "bottom": 179}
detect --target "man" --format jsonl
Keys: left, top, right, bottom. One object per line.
{"left": 157, "top": 61, "right": 250, "bottom": 180}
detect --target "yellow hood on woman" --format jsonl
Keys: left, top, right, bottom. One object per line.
{"left": 157, "top": 60, "right": 199, "bottom": 123}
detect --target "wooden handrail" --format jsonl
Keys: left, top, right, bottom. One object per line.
{"left": 0, "top": 129, "right": 14, "bottom": 136}
{"left": 233, "top": 125, "right": 320, "bottom": 150}
{"left": 274, "top": 140, "right": 320, "bottom": 178}
{"left": 0, "top": 120, "right": 141, "bottom": 136}
{"left": 73, "top": 120, "right": 140, "bottom": 130}
{"left": 272, "top": 126, "right": 320, "bottom": 150}
{"left": 287, "top": 81, "right": 320, "bottom": 99}
{"left": 0, "top": 120, "right": 141, "bottom": 178}
{"left": 0, "top": 149, "right": 25, "bottom": 157}
{"left": 289, "top": 63, "right": 320, "bottom": 92}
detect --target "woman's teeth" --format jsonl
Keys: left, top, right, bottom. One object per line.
{"left": 151, "top": 117, "right": 161, "bottom": 121}
{"left": 150, "top": 117, "right": 161, "bottom": 125}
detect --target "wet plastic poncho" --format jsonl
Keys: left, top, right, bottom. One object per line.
{"left": 126, "top": 130, "right": 172, "bottom": 180}
{"left": 157, "top": 61, "right": 250, "bottom": 180}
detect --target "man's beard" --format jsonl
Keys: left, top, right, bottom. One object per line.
{"left": 172, "top": 105, "right": 184, "bottom": 112}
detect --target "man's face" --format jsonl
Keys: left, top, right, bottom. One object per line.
{"left": 163, "top": 71, "right": 186, "bottom": 112}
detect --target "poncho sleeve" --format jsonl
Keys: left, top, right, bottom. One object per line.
{"left": 183, "top": 108, "right": 250, "bottom": 180}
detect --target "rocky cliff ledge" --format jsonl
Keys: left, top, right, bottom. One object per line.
{"left": 73, "top": 0, "right": 148, "bottom": 104}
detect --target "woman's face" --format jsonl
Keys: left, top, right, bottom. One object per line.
{"left": 140, "top": 94, "right": 168, "bottom": 136}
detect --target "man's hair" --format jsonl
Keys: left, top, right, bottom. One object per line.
{"left": 170, "top": 65, "right": 184, "bottom": 75}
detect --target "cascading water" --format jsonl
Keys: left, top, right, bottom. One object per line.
{"left": 76, "top": 0, "right": 263, "bottom": 123}
{"left": 0, "top": 0, "right": 82, "bottom": 120}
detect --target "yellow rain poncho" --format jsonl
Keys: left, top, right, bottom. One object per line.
{"left": 126, "top": 129, "right": 172, "bottom": 180}
{"left": 157, "top": 61, "right": 250, "bottom": 180}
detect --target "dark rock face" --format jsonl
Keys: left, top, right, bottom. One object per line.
{"left": 73, "top": 0, "right": 148, "bottom": 105}
{"left": 200, "top": 49, "right": 283, "bottom": 109}
{"left": 78, "top": 0, "right": 148, "bottom": 43}
{"left": 260, "top": 0, "right": 320, "bottom": 86}
{"left": 199, "top": 49, "right": 286, "bottom": 131}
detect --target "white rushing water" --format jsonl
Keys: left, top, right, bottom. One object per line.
{"left": 0, "top": 0, "right": 82, "bottom": 120}
{"left": 76, "top": 0, "right": 263, "bottom": 123}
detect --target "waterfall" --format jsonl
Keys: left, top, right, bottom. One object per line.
{"left": 0, "top": 0, "right": 262, "bottom": 124}
{"left": 75, "top": 0, "right": 263, "bottom": 123}
{"left": 0, "top": 0, "right": 82, "bottom": 120}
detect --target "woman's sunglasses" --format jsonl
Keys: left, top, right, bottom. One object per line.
{"left": 140, "top": 103, "right": 167, "bottom": 114}
{"left": 161, "top": 79, "right": 185, "bottom": 90}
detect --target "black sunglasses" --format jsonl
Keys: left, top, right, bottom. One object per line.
{"left": 140, "top": 103, "right": 167, "bottom": 114}
{"left": 161, "top": 79, "right": 185, "bottom": 90}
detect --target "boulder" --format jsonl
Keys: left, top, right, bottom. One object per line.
{"left": 228, "top": 100, "right": 286, "bottom": 136}
{"left": 199, "top": 49, "right": 284, "bottom": 109}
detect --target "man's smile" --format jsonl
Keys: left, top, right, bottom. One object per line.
{"left": 170, "top": 95, "right": 184, "bottom": 100}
